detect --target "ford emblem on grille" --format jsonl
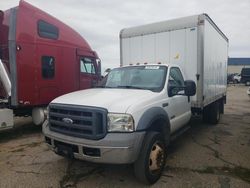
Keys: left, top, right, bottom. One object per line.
{"left": 62, "top": 117, "right": 73, "bottom": 124}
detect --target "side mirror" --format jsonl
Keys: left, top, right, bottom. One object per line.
{"left": 104, "top": 68, "right": 111, "bottom": 77}
{"left": 168, "top": 85, "right": 185, "bottom": 97}
{"left": 96, "top": 59, "right": 101, "bottom": 78}
{"left": 168, "top": 85, "right": 176, "bottom": 97}
{"left": 184, "top": 80, "right": 196, "bottom": 96}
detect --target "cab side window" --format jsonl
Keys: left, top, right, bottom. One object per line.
{"left": 38, "top": 20, "right": 59, "bottom": 40}
{"left": 80, "top": 57, "right": 96, "bottom": 74}
{"left": 168, "top": 67, "right": 184, "bottom": 96}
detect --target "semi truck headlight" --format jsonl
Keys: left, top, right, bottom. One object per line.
{"left": 107, "top": 113, "right": 134, "bottom": 132}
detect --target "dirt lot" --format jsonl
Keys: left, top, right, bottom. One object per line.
{"left": 0, "top": 85, "right": 249, "bottom": 188}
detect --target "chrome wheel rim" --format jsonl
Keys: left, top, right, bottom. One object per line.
{"left": 149, "top": 142, "right": 164, "bottom": 174}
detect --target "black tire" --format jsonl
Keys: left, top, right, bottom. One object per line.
{"left": 203, "top": 101, "right": 220, "bottom": 124}
{"left": 203, "top": 106, "right": 210, "bottom": 123}
{"left": 220, "top": 99, "right": 224, "bottom": 114}
{"left": 209, "top": 101, "right": 220, "bottom": 124}
{"left": 134, "top": 132, "right": 166, "bottom": 184}
{"left": 220, "top": 99, "right": 225, "bottom": 114}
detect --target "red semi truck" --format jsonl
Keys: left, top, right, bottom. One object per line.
{"left": 0, "top": 0, "right": 101, "bottom": 131}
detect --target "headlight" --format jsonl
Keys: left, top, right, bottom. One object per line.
{"left": 107, "top": 113, "right": 134, "bottom": 132}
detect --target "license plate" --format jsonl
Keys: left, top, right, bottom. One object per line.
{"left": 56, "top": 144, "right": 74, "bottom": 159}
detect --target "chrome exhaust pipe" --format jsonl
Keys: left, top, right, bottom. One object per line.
{"left": 0, "top": 59, "right": 11, "bottom": 97}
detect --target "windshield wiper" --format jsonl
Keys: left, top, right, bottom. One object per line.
{"left": 117, "top": 85, "right": 146, "bottom": 90}
{"left": 94, "top": 85, "right": 114, "bottom": 88}
{"left": 94, "top": 85, "right": 105, "bottom": 88}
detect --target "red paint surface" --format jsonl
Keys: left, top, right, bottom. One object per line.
{"left": 0, "top": 1, "right": 100, "bottom": 107}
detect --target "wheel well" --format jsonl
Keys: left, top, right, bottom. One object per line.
{"left": 147, "top": 118, "right": 170, "bottom": 146}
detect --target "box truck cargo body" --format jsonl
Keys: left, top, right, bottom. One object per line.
{"left": 120, "top": 14, "right": 228, "bottom": 109}
{"left": 43, "top": 14, "right": 228, "bottom": 184}
{"left": 0, "top": 1, "right": 101, "bottom": 131}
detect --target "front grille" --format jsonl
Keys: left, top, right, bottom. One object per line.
{"left": 49, "top": 103, "right": 107, "bottom": 140}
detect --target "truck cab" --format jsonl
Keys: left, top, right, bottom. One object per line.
{"left": 0, "top": 1, "right": 101, "bottom": 131}
{"left": 43, "top": 64, "right": 196, "bottom": 184}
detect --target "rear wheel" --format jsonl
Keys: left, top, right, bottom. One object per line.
{"left": 209, "top": 101, "right": 220, "bottom": 124}
{"left": 134, "top": 132, "right": 166, "bottom": 184}
{"left": 203, "top": 101, "right": 220, "bottom": 125}
{"left": 203, "top": 106, "right": 210, "bottom": 123}
{"left": 220, "top": 99, "right": 224, "bottom": 114}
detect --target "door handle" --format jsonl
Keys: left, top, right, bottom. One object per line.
{"left": 170, "top": 115, "right": 175, "bottom": 120}
{"left": 162, "top": 103, "right": 168, "bottom": 107}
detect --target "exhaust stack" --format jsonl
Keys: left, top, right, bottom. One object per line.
{"left": 0, "top": 59, "right": 11, "bottom": 97}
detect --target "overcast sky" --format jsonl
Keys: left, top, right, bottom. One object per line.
{"left": 1, "top": 0, "right": 250, "bottom": 70}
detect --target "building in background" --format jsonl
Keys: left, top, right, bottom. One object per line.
{"left": 228, "top": 58, "right": 250, "bottom": 74}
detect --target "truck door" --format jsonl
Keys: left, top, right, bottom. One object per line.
{"left": 165, "top": 67, "right": 191, "bottom": 133}
{"left": 36, "top": 45, "right": 60, "bottom": 105}
{"left": 79, "top": 57, "right": 99, "bottom": 89}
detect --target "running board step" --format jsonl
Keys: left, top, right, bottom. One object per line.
{"left": 170, "top": 125, "right": 190, "bottom": 141}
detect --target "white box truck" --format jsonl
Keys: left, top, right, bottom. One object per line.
{"left": 43, "top": 14, "right": 228, "bottom": 184}
{"left": 120, "top": 13, "right": 228, "bottom": 115}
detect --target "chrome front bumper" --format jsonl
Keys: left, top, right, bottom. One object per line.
{"left": 42, "top": 120, "right": 145, "bottom": 164}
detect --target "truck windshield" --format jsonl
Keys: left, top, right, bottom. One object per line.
{"left": 105, "top": 66, "right": 167, "bottom": 92}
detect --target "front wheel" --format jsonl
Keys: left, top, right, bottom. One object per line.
{"left": 134, "top": 132, "right": 166, "bottom": 184}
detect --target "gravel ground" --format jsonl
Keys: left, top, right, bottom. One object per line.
{"left": 0, "top": 85, "right": 249, "bottom": 188}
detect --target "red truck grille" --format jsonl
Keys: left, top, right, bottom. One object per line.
{"left": 49, "top": 104, "right": 107, "bottom": 140}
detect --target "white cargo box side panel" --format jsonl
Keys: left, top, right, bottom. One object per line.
{"left": 169, "top": 28, "right": 198, "bottom": 103}
{"left": 169, "top": 28, "right": 198, "bottom": 81}
{"left": 170, "top": 29, "right": 186, "bottom": 66}
{"left": 142, "top": 34, "right": 155, "bottom": 63}
{"left": 121, "top": 32, "right": 171, "bottom": 65}
{"left": 121, "top": 38, "right": 131, "bottom": 66}
{"left": 185, "top": 28, "right": 198, "bottom": 85}
{"left": 121, "top": 27, "right": 198, "bottom": 104}
{"left": 185, "top": 27, "right": 198, "bottom": 102}
{"left": 130, "top": 36, "right": 142, "bottom": 64}
{"left": 121, "top": 28, "right": 198, "bottom": 82}
{"left": 155, "top": 32, "right": 170, "bottom": 64}
{"left": 203, "top": 19, "right": 228, "bottom": 106}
